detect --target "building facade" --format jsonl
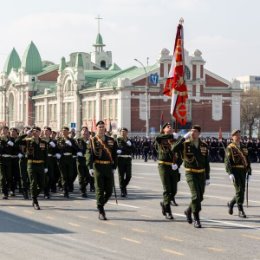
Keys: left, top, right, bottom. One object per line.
{"left": 0, "top": 33, "right": 241, "bottom": 137}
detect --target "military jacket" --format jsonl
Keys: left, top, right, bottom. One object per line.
{"left": 0, "top": 135, "right": 14, "bottom": 155}
{"left": 225, "top": 142, "right": 251, "bottom": 174}
{"left": 173, "top": 138, "right": 210, "bottom": 179}
{"left": 116, "top": 136, "right": 133, "bottom": 156}
{"left": 86, "top": 135, "right": 117, "bottom": 170}
{"left": 56, "top": 137, "right": 78, "bottom": 155}
{"left": 76, "top": 137, "right": 89, "bottom": 155}
{"left": 155, "top": 134, "right": 182, "bottom": 166}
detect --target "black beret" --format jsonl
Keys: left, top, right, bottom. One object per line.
{"left": 10, "top": 127, "right": 19, "bottom": 132}
{"left": 96, "top": 120, "right": 105, "bottom": 126}
{"left": 162, "top": 122, "right": 171, "bottom": 130}
{"left": 231, "top": 129, "right": 240, "bottom": 136}
{"left": 44, "top": 126, "right": 52, "bottom": 132}
{"left": 191, "top": 125, "right": 201, "bottom": 132}
{"left": 81, "top": 126, "right": 89, "bottom": 131}
{"left": 120, "top": 127, "right": 128, "bottom": 132}
{"left": 32, "top": 126, "right": 41, "bottom": 132}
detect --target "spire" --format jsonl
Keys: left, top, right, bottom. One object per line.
{"left": 21, "top": 41, "right": 42, "bottom": 74}
{"left": 59, "top": 57, "right": 66, "bottom": 72}
{"left": 75, "top": 53, "right": 84, "bottom": 68}
{"left": 3, "top": 48, "right": 21, "bottom": 74}
{"left": 93, "top": 15, "right": 105, "bottom": 52}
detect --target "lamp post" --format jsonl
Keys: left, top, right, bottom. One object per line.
{"left": 134, "top": 58, "right": 149, "bottom": 137}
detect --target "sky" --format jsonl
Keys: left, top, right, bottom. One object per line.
{"left": 0, "top": 0, "right": 259, "bottom": 81}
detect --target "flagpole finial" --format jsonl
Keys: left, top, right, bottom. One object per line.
{"left": 179, "top": 17, "right": 184, "bottom": 24}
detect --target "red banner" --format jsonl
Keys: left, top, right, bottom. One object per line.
{"left": 163, "top": 22, "right": 188, "bottom": 126}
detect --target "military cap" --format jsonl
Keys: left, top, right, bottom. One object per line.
{"left": 62, "top": 126, "right": 69, "bottom": 131}
{"left": 96, "top": 120, "right": 105, "bottom": 126}
{"left": 10, "top": 127, "right": 19, "bottom": 132}
{"left": 120, "top": 127, "right": 128, "bottom": 132}
{"left": 162, "top": 122, "right": 171, "bottom": 130}
{"left": 32, "top": 126, "right": 41, "bottom": 132}
{"left": 191, "top": 125, "right": 201, "bottom": 132}
{"left": 81, "top": 126, "right": 89, "bottom": 131}
{"left": 44, "top": 126, "right": 52, "bottom": 131}
{"left": 231, "top": 129, "right": 240, "bottom": 136}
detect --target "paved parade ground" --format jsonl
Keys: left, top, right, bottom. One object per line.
{"left": 0, "top": 161, "right": 260, "bottom": 260}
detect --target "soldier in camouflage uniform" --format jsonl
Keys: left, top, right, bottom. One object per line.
{"left": 225, "top": 129, "right": 251, "bottom": 218}
{"left": 116, "top": 127, "right": 133, "bottom": 197}
{"left": 86, "top": 120, "right": 117, "bottom": 220}
{"left": 173, "top": 125, "right": 210, "bottom": 228}
{"left": 155, "top": 122, "right": 182, "bottom": 220}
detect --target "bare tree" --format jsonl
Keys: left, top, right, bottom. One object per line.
{"left": 240, "top": 89, "right": 260, "bottom": 138}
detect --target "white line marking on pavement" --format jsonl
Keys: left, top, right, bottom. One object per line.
{"left": 162, "top": 248, "right": 184, "bottom": 256}
{"left": 164, "top": 236, "right": 183, "bottom": 242}
{"left": 242, "top": 234, "right": 260, "bottom": 240}
{"left": 122, "top": 237, "right": 141, "bottom": 244}
{"left": 131, "top": 228, "right": 147, "bottom": 233}
{"left": 207, "top": 247, "right": 224, "bottom": 252}
{"left": 68, "top": 222, "right": 80, "bottom": 227}
{"left": 107, "top": 201, "right": 140, "bottom": 209}
{"left": 92, "top": 229, "right": 107, "bottom": 234}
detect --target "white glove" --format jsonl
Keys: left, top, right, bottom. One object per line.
{"left": 117, "top": 149, "right": 122, "bottom": 154}
{"left": 65, "top": 140, "right": 72, "bottom": 146}
{"left": 26, "top": 130, "right": 32, "bottom": 135}
{"left": 183, "top": 131, "right": 191, "bottom": 139}
{"left": 86, "top": 140, "right": 90, "bottom": 144}
{"left": 49, "top": 141, "right": 56, "bottom": 148}
{"left": 173, "top": 132, "right": 179, "bottom": 139}
{"left": 89, "top": 169, "right": 94, "bottom": 177}
{"left": 126, "top": 140, "right": 132, "bottom": 146}
{"left": 18, "top": 153, "right": 23, "bottom": 159}
{"left": 205, "top": 179, "right": 210, "bottom": 186}
{"left": 172, "top": 164, "right": 178, "bottom": 170}
{"left": 44, "top": 168, "right": 48, "bottom": 173}
{"left": 55, "top": 153, "right": 61, "bottom": 159}
{"left": 229, "top": 174, "right": 235, "bottom": 183}
{"left": 7, "top": 140, "right": 14, "bottom": 146}
{"left": 77, "top": 152, "right": 83, "bottom": 157}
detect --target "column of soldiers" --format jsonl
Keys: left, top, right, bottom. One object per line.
{"left": 0, "top": 122, "right": 254, "bottom": 225}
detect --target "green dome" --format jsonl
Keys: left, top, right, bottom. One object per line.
{"left": 59, "top": 57, "right": 66, "bottom": 71}
{"left": 93, "top": 33, "right": 105, "bottom": 47}
{"left": 21, "top": 41, "right": 42, "bottom": 74}
{"left": 75, "top": 53, "right": 84, "bottom": 68}
{"left": 3, "top": 48, "right": 21, "bottom": 75}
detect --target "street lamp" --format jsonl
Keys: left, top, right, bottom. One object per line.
{"left": 134, "top": 58, "right": 149, "bottom": 137}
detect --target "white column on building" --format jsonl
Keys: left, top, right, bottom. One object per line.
{"left": 25, "top": 90, "right": 29, "bottom": 126}
{"left": 74, "top": 89, "right": 81, "bottom": 131}
{"left": 117, "top": 88, "right": 131, "bottom": 130}
{"left": 44, "top": 96, "right": 48, "bottom": 126}
{"left": 56, "top": 84, "right": 62, "bottom": 130}
{"left": 96, "top": 92, "right": 101, "bottom": 120}
{"left": 21, "top": 89, "right": 24, "bottom": 122}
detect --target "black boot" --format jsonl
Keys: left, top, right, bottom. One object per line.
{"left": 120, "top": 188, "right": 126, "bottom": 198}
{"left": 184, "top": 207, "right": 193, "bottom": 224}
{"left": 23, "top": 190, "right": 29, "bottom": 200}
{"left": 171, "top": 197, "right": 178, "bottom": 206}
{"left": 193, "top": 212, "right": 201, "bottom": 228}
{"left": 160, "top": 202, "right": 166, "bottom": 216}
{"left": 98, "top": 205, "right": 107, "bottom": 220}
{"left": 238, "top": 205, "right": 247, "bottom": 218}
{"left": 32, "top": 198, "right": 40, "bottom": 210}
{"left": 165, "top": 204, "right": 174, "bottom": 220}
{"left": 227, "top": 201, "right": 235, "bottom": 215}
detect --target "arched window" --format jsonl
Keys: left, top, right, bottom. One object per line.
{"left": 185, "top": 66, "right": 191, "bottom": 80}
{"left": 100, "top": 60, "right": 106, "bottom": 68}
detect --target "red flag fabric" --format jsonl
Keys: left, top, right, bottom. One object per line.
{"left": 218, "top": 127, "right": 223, "bottom": 141}
{"left": 163, "top": 22, "right": 188, "bottom": 126}
{"left": 90, "top": 119, "right": 97, "bottom": 132}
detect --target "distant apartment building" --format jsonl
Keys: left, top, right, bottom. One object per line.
{"left": 236, "top": 75, "right": 260, "bottom": 91}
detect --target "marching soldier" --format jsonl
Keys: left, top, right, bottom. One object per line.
{"left": 86, "top": 120, "right": 117, "bottom": 220}
{"left": 116, "top": 127, "right": 133, "bottom": 197}
{"left": 56, "top": 126, "right": 78, "bottom": 198}
{"left": 225, "top": 129, "right": 251, "bottom": 218}
{"left": 155, "top": 122, "right": 182, "bottom": 220}
{"left": 173, "top": 125, "right": 210, "bottom": 228}
{"left": 17, "top": 126, "right": 48, "bottom": 210}
{"left": 76, "top": 126, "right": 91, "bottom": 198}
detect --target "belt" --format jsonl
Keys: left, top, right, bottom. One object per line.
{"left": 2, "top": 154, "right": 11, "bottom": 158}
{"left": 158, "top": 160, "right": 172, "bottom": 166}
{"left": 28, "top": 160, "right": 44, "bottom": 164}
{"left": 232, "top": 165, "right": 245, "bottom": 168}
{"left": 118, "top": 155, "right": 132, "bottom": 158}
{"left": 94, "top": 160, "right": 111, "bottom": 164}
{"left": 63, "top": 153, "right": 72, "bottom": 156}
{"left": 185, "top": 168, "right": 205, "bottom": 173}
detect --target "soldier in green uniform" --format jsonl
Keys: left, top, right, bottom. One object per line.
{"left": 155, "top": 122, "right": 182, "bottom": 220}
{"left": 17, "top": 126, "right": 48, "bottom": 210}
{"left": 86, "top": 120, "right": 117, "bottom": 220}
{"left": 56, "top": 126, "right": 78, "bottom": 198}
{"left": 116, "top": 127, "right": 133, "bottom": 197}
{"left": 173, "top": 125, "right": 210, "bottom": 228}
{"left": 76, "top": 126, "right": 91, "bottom": 198}
{"left": 225, "top": 129, "right": 251, "bottom": 218}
